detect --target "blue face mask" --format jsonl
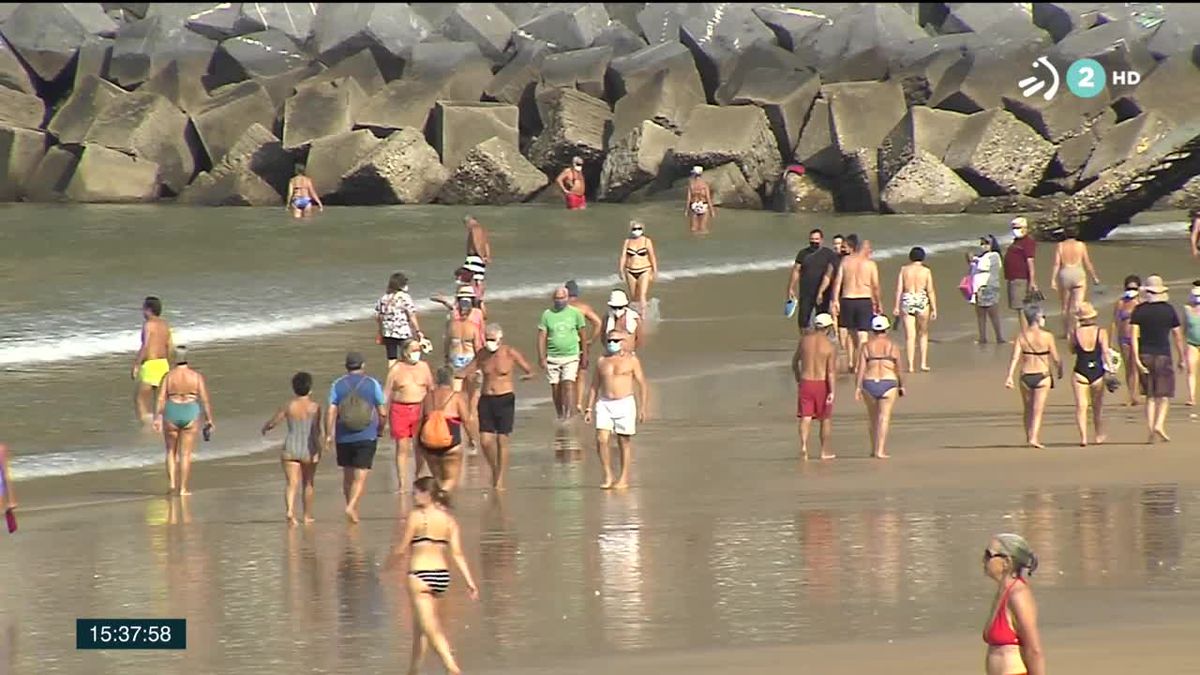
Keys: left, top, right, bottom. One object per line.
{"left": 605, "top": 340, "right": 622, "bottom": 354}
{"left": 457, "top": 300, "right": 472, "bottom": 313}
{"left": 1123, "top": 289, "right": 1138, "bottom": 300}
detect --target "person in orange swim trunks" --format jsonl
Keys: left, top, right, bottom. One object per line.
{"left": 791, "top": 313, "right": 838, "bottom": 461}
{"left": 557, "top": 155, "right": 587, "bottom": 210}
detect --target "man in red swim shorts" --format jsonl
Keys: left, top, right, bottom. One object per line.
{"left": 791, "top": 313, "right": 838, "bottom": 460}
{"left": 383, "top": 339, "right": 434, "bottom": 494}
{"left": 557, "top": 155, "right": 587, "bottom": 210}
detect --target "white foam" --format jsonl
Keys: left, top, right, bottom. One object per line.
{"left": 1102, "top": 220, "right": 1189, "bottom": 241}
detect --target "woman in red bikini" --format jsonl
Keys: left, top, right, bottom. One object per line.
{"left": 982, "top": 533, "right": 1045, "bottom": 675}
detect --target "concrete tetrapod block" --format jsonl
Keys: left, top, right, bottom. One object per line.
{"left": 942, "top": 108, "right": 1055, "bottom": 196}
{"left": 185, "top": 3, "right": 266, "bottom": 40}
{"left": 1051, "top": 20, "right": 1157, "bottom": 96}
{"left": 1078, "top": 113, "right": 1171, "bottom": 184}
{"left": 1112, "top": 56, "right": 1200, "bottom": 127}
{"left": 592, "top": 21, "right": 646, "bottom": 58}
{"left": 513, "top": 4, "right": 609, "bottom": 52}
{"left": 725, "top": 67, "right": 820, "bottom": 159}
{"left": 437, "top": 136, "right": 549, "bottom": 205}
{"left": 64, "top": 144, "right": 159, "bottom": 203}
{"left": 799, "top": 3, "right": 929, "bottom": 83}
{"left": 140, "top": 60, "right": 211, "bottom": 114}
{"left": 302, "top": 49, "right": 385, "bottom": 97}
{"left": 752, "top": 6, "right": 831, "bottom": 53}
{"left": 434, "top": 102, "right": 520, "bottom": 172}
{"left": 177, "top": 167, "right": 281, "bottom": 206}
{"left": 540, "top": 46, "right": 613, "bottom": 100}
{"left": 307, "top": 129, "right": 380, "bottom": 200}
{"left": 217, "top": 28, "right": 311, "bottom": 80}
{"left": 0, "top": 34, "right": 34, "bottom": 93}
{"left": 794, "top": 98, "right": 841, "bottom": 177}
{"left": 599, "top": 120, "right": 676, "bottom": 202}
{"left": 440, "top": 2, "right": 515, "bottom": 64}
{"left": 825, "top": 81, "right": 907, "bottom": 156}
{"left": 339, "top": 127, "right": 448, "bottom": 205}
{"left": 405, "top": 42, "right": 492, "bottom": 102}
{"left": 703, "top": 162, "right": 762, "bottom": 210}
{"left": 781, "top": 171, "right": 835, "bottom": 213}
{"left": 1002, "top": 87, "right": 1113, "bottom": 144}
{"left": 610, "top": 67, "right": 704, "bottom": 138}
{"left": 110, "top": 14, "right": 217, "bottom": 88}
{"left": 243, "top": 3, "right": 318, "bottom": 45}
{"left": 0, "top": 86, "right": 46, "bottom": 130}
{"left": 254, "top": 62, "right": 324, "bottom": 111}
{"left": 355, "top": 79, "right": 442, "bottom": 134}
{"left": 47, "top": 75, "right": 127, "bottom": 145}
{"left": 0, "top": 125, "right": 46, "bottom": 201}
{"left": 679, "top": 4, "right": 777, "bottom": 100}
{"left": 83, "top": 91, "right": 196, "bottom": 194}
{"left": 192, "top": 81, "right": 276, "bottom": 166}
{"left": 24, "top": 146, "right": 79, "bottom": 202}
{"left": 527, "top": 88, "right": 611, "bottom": 175}
{"left": 311, "top": 3, "right": 431, "bottom": 68}
{"left": 608, "top": 41, "right": 703, "bottom": 102}
{"left": 878, "top": 106, "right": 968, "bottom": 189}
{"left": 672, "top": 104, "right": 782, "bottom": 193}
{"left": 0, "top": 3, "right": 117, "bottom": 82}
{"left": 282, "top": 77, "right": 367, "bottom": 151}
{"left": 215, "top": 122, "right": 293, "bottom": 195}
{"left": 73, "top": 35, "right": 113, "bottom": 89}
{"left": 881, "top": 149, "right": 978, "bottom": 215}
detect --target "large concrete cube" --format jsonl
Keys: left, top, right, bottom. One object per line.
{"left": 437, "top": 136, "right": 548, "bottom": 205}
{"left": 440, "top": 2, "right": 514, "bottom": 64}
{"left": 82, "top": 91, "right": 196, "bottom": 193}
{"left": 64, "top": 144, "right": 159, "bottom": 203}
{"left": 527, "top": 87, "right": 611, "bottom": 175}
{"left": 311, "top": 3, "right": 431, "bottom": 67}
{"left": 1079, "top": 112, "right": 1171, "bottom": 184}
{"left": 672, "top": 104, "right": 782, "bottom": 192}
{"left": 24, "top": 146, "right": 80, "bottom": 202}
{"left": 0, "top": 3, "right": 117, "bottom": 82}
{"left": 0, "top": 87, "right": 46, "bottom": 130}
{"left": 47, "top": 75, "right": 127, "bottom": 144}
{"left": 599, "top": 120, "right": 676, "bottom": 201}
{"left": 0, "top": 34, "right": 34, "bottom": 93}
{"left": 192, "top": 81, "right": 276, "bottom": 165}
{"left": 880, "top": 149, "right": 978, "bottom": 214}
{"left": 339, "top": 127, "right": 448, "bottom": 205}
{"left": 943, "top": 108, "right": 1055, "bottom": 196}
{"left": 878, "top": 106, "right": 968, "bottom": 189}
{"left": 540, "top": 46, "right": 612, "bottom": 100}
{"left": 0, "top": 125, "right": 46, "bottom": 201}
{"left": 282, "top": 77, "right": 367, "bottom": 151}
{"left": 307, "top": 129, "right": 381, "bottom": 199}
{"left": 433, "top": 102, "right": 520, "bottom": 171}
{"left": 110, "top": 14, "right": 217, "bottom": 88}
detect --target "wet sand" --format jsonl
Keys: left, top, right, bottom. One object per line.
{"left": 4, "top": 235, "right": 1200, "bottom": 673}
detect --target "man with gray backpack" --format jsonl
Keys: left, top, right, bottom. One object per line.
{"left": 325, "top": 352, "right": 387, "bottom": 524}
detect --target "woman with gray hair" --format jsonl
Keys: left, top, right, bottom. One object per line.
{"left": 618, "top": 220, "right": 658, "bottom": 316}
{"left": 982, "top": 533, "right": 1045, "bottom": 675}
{"left": 1005, "top": 305, "right": 1061, "bottom": 449}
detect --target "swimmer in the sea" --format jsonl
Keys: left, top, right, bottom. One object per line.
{"left": 286, "top": 166, "right": 323, "bottom": 219}
{"left": 133, "top": 295, "right": 174, "bottom": 427}
{"left": 684, "top": 165, "right": 715, "bottom": 234}
{"left": 153, "top": 346, "right": 214, "bottom": 495}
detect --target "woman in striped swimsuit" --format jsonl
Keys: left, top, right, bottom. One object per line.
{"left": 392, "top": 477, "right": 478, "bottom": 674}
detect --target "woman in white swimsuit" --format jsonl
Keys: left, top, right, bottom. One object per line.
{"left": 893, "top": 246, "right": 938, "bottom": 372}
{"left": 684, "top": 166, "right": 715, "bottom": 234}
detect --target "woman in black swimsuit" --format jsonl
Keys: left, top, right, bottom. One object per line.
{"left": 1069, "top": 302, "right": 1111, "bottom": 446}
{"left": 388, "top": 477, "right": 478, "bottom": 675}
{"left": 1005, "top": 306, "right": 1062, "bottom": 449}
{"left": 618, "top": 220, "right": 658, "bottom": 315}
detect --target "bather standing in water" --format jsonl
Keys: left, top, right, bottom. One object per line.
{"left": 684, "top": 166, "right": 715, "bottom": 234}
{"left": 1049, "top": 227, "right": 1099, "bottom": 338}
{"left": 1005, "top": 306, "right": 1062, "bottom": 449}
{"left": 618, "top": 220, "right": 658, "bottom": 316}
{"left": 286, "top": 166, "right": 323, "bottom": 219}
{"left": 153, "top": 346, "right": 214, "bottom": 495}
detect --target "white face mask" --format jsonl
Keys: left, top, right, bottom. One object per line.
{"left": 1012, "top": 228, "right": 1024, "bottom": 239}
{"left": 1123, "top": 289, "right": 1139, "bottom": 299}
{"left": 406, "top": 352, "right": 421, "bottom": 364}
{"left": 484, "top": 340, "right": 500, "bottom": 352}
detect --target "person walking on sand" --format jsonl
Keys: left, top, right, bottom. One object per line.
{"left": 684, "top": 166, "right": 715, "bottom": 234}
{"left": 537, "top": 287, "right": 588, "bottom": 421}
{"left": 557, "top": 155, "right": 588, "bottom": 210}
{"left": 1185, "top": 283, "right": 1200, "bottom": 408}
{"left": 893, "top": 246, "right": 938, "bottom": 372}
{"left": 442, "top": 286, "right": 483, "bottom": 453}
{"left": 384, "top": 339, "right": 435, "bottom": 494}
{"left": 603, "top": 289, "right": 643, "bottom": 354}
{"left": 376, "top": 272, "right": 424, "bottom": 370}
{"left": 792, "top": 312, "right": 838, "bottom": 460}
{"left": 1049, "top": 227, "right": 1100, "bottom": 338}
{"left": 982, "top": 533, "right": 1045, "bottom": 675}
{"left": 831, "top": 234, "right": 881, "bottom": 369}
{"left": 786, "top": 228, "right": 837, "bottom": 331}
{"left": 566, "top": 279, "right": 603, "bottom": 413}
{"left": 855, "top": 316, "right": 904, "bottom": 459}
{"left": 153, "top": 346, "right": 213, "bottom": 496}
{"left": 1005, "top": 307, "right": 1061, "bottom": 449}
{"left": 1189, "top": 208, "right": 1200, "bottom": 259}
{"left": 261, "top": 372, "right": 323, "bottom": 524}
{"left": 286, "top": 166, "right": 323, "bottom": 218}
{"left": 326, "top": 352, "right": 388, "bottom": 523}
{"left": 422, "top": 368, "right": 472, "bottom": 492}
{"left": 462, "top": 325, "right": 533, "bottom": 490}
{"left": 132, "top": 296, "right": 174, "bottom": 426}
{"left": 464, "top": 214, "right": 491, "bottom": 265}
{"left": 1111, "top": 275, "right": 1144, "bottom": 406}
{"left": 969, "top": 235, "right": 1005, "bottom": 344}
{"left": 618, "top": 220, "right": 658, "bottom": 315}
{"left": 1003, "top": 217, "right": 1041, "bottom": 329}
{"left": 0, "top": 443, "right": 17, "bottom": 520}
{"left": 1069, "top": 303, "right": 1112, "bottom": 446}
{"left": 1130, "top": 275, "right": 1187, "bottom": 443}
{"left": 583, "top": 330, "right": 648, "bottom": 489}
{"left": 387, "top": 477, "right": 478, "bottom": 675}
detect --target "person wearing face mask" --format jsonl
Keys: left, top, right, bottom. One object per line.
{"left": 583, "top": 331, "right": 648, "bottom": 489}
{"left": 443, "top": 286, "right": 484, "bottom": 454}
{"left": 376, "top": 272, "right": 424, "bottom": 370}
{"left": 1130, "top": 275, "right": 1187, "bottom": 443}
{"left": 1183, "top": 283, "right": 1200, "bottom": 408}
{"left": 786, "top": 228, "right": 837, "bottom": 331}
{"left": 685, "top": 165, "right": 715, "bottom": 233}
{"left": 462, "top": 325, "right": 534, "bottom": 490}
{"left": 538, "top": 287, "right": 589, "bottom": 421}
{"left": 1002, "top": 217, "right": 1040, "bottom": 328}
{"left": 618, "top": 220, "right": 658, "bottom": 316}
{"left": 383, "top": 339, "right": 435, "bottom": 497}
{"left": 557, "top": 155, "right": 587, "bottom": 210}
{"left": 1110, "top": 275, "right": 1143, "bottom": 406}
{"left": 604, "top": 289, "right": 643, "bottom": 354}
{"left": 969, "top": 235, "right": 1005, "bottom": 344}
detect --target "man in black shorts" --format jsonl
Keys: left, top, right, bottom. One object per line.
{"left": 830, "top": 235, "right": 881, "bottom": 368}
{"left": 785, "top": 228, "right": 837, "bottom": 331}
{"left": 325, "top": 352, "right": 387, "bottom": 523}
{"left": 462, "top": 324, "right": 533, "bottom": 490}
{"left": 1130, "top": 275, "right": 1188, "bottom": 444}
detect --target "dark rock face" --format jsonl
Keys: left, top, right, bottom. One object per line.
{"left": 0, "top": 3, "right": 117, "bottom": 82}
{"left": 437, "top": 136, "right": 548, "bottom": 205}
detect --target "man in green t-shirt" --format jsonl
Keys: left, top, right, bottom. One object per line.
{"left": 538, "top": 286, "right": 589, "bottom": 420}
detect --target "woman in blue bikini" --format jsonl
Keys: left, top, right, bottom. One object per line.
{"left": 855, "top": 315, "right": 905, "bottom": 459}
{"left": 153, "top": 346, "right": 214, "bottom": 495}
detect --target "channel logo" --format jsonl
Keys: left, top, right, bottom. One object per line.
{"left": 1018, "top": 57, "right": 1060, "bottom": 101}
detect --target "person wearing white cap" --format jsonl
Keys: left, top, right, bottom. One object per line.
{"left": 1186, "top": 282, "right": 1200, "bottom": 408}
{"left": 855, "top": 315, "right": 904, "bottom": 459}
{"left": 685, "top": 165, "right": 715, "bottom": 234}
{"left": 442, "top": 285, "right": 484, "bottom": 454}
{"left": 603, "top": 288, "right": 643, "bottom": 354}
{"left": 556, "top": 155, "right": 588, "bottom": 210}
{"left": 791, "top": 312, "right": 838, "bottom": 460}
{"left": 619, "top": 220, "right": 658, "bottom": 315}
{"left": 1049, "top": 226, "right": 1100, "bottom": 338}
{"left": 1130, "top": 275, "right": 1186, "bottom": 442}
{"left": 583, "top": 329, "right": 648, "bottom": 489}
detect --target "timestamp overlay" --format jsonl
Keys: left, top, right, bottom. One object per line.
{"left": 76, "top": 619, "right": 187, "bottom": 650}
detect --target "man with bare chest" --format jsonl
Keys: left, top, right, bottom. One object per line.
{"left": 831, "top": 235, "right": 881, "bottom": 367}
{"left": 462, "top": 324, "right": 533, "bottom": 489}
{"left": 383, "top": 339, "right": 434, "bottom": 494}
{"left": 584, "top": 331, "right": 648, "bottom": 489}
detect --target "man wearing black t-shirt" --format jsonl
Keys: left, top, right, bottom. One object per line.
{"left": 786, "top": 229, "right": 837, "bottom": 330}
{"left": 1130, "top": 275, "right": 1188, "bottom": 443}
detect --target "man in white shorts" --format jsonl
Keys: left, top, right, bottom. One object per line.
{"left": 584, "top": 330, "right": 648, "bottom": 489}
{"left": 538, "top": 286, "right": 589, "bottom": 421}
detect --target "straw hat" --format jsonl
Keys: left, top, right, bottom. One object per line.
{"left": 1143, "top": 275, "right": 1168, "bottom": 296}
{"left": 1075, "top": 302, "right": 1098, "bottom": 320}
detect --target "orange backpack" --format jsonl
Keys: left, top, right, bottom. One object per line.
{"left": 420, "top": 394, "right": 456, "bottom": 451}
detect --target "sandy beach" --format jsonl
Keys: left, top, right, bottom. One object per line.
{"left": 2, "top": 205, "right": 1199, "bottom": 674}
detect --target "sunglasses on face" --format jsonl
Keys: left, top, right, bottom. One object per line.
{"left": 983, "top": 549, "right": 1007, "bottom": 562}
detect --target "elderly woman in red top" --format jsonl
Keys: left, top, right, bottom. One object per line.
{"left": 982, "top": 533, "right": 1045, "bottom": 675}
